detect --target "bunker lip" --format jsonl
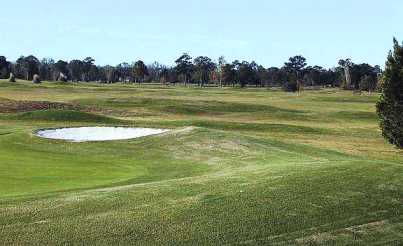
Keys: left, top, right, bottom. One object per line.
{"left": 35, "top": 127, "right": 169, "bottom": 142}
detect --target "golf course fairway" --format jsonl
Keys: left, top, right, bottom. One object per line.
{"left": 0, "top": 80, "right": 402, "bottom": 245}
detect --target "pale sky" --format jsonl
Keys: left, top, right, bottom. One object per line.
{"left": 1, "top": 0, "right": 402, "bottom": 67}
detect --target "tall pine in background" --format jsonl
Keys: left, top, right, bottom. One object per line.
{"left": 377, "top": 38, "right": 403, "bottom": 148}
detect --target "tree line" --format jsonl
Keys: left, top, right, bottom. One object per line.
{"left": 0, "top": 54, "right": 381, "bottom": 92}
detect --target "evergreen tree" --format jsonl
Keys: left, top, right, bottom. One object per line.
{"left": 133, "top": 60, "right": 149, "bottom": 83}
{"left": 283, "top": 55, "right": 307, "bottom": 92}
{"left": 376, "top": 39, "right": 403, "bottom": 148}
{"left": 193, "top": 56, "right": 215, "bottom": 87}
{"left": 175, "top": 53, "right": 193, "bottom": 85}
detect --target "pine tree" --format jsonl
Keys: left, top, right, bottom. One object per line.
{"left": 376, "top": 38, "right": 403, "bottom": 148}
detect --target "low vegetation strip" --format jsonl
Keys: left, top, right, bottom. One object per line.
{"left": 0, "top": 99, "right": 81, "bottom": 113}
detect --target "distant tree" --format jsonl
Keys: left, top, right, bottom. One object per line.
{"left": 249, "top": 61, "right": 261, "bottom": 87}
{"left": 159, "top": 67, "right": 170, "bottom": 84}
{"left": 147, "top": 62, "right": 164, "bottom": 83}
{"left": 39, "top": 58, "right": 55, "bottom": 81}
{"left": 53, "top": 60, "right": 69, "bottom": 81}
{"left": 304, "top": 66, "right": 325, "bottom": 86}
{"left": 376, "top": 38, "right": 403, "bottom": 148}
{"left": 94, "top": 66, "right": 106, "bottom": 82}
{"left": 267, "top": 67, "right": 287, "bottom": 86}
{"left": 54, "top": 60, "right": 68, "bottom": 74}
{"left": 68, "top": 60, "right": 84, "bottom": 81}
{"left": 321, "top": 68, "right": 339, "bottom": 87}
{"left": 338, "top": 59, "right": 353, "bottom": 89}
{"left": 88, "top": 65, "right": 100, "bottom": 82}
{"left": 230, "top": 60, "right": 241, "bottom": 86}
{"left": 349, "top": 63, "right": 374, "bottom": 90}
{"left": 284, "top": 72, "right": 299, "bottom": 92}
{"left": 221, "top": 63, "right": 236, "bottom": 87}
{"left": 283, "top": 55, "right": 307, "bottom": 92}
{"left": 104, "top": 65, "right": 116, "bottom": 83}
{"left": 284, "top": 56, "right": 307, "bottom": 75}
{"left": 237, "top": 61, "right": 257, "bottom": 88}
{"left": 116, "top": 62, "right": 132, "bottom": 82}
{"left": 175, "top": 53, "right": 193, "bottom": 85}
{"left": 133, "top": 60, "right": 149, "bottom": 83}
{"left": 15, "top": 55, "right": 40, "bottom": 81}
{"left": 256, "top": 65, "right": 269, "bottom": 87}
{"left": 167, "top": 67, "right": 178, "bottom": 84}
{"left": 193, "top": 56, "right": 216, "bottom": 87}
{"left": 217, "top": 56, "right": 226, "bottom": 87}
{"left": 0, "top": 56, "right": 10, "bottom": 79}
{"left": 82, "top": 57, "right": 95, "bottom": 82}
{"left": 359, "top": 75, "right": 378, "bottom": 93}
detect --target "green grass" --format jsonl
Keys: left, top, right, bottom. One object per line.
{"left": 0, "top": 80, "right": 402, "bottom": 245}
{"left": 7, "top": 110, "right": 122, "bottom": 123}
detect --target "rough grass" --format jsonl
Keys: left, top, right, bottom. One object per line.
{"left": 0, "top": 80, "right": 402, "bottom": 245}
{"left": 0, "top": 98, "right": 81, "bottom": 113}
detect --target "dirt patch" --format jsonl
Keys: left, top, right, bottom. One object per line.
{"left": 295, "top": 220, "right": 388, "bottom": 244}
{"left": 0, "top": 99, "right": 82, "bottom": 113}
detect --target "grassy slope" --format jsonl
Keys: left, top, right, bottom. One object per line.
{"left": 0, "top": 80, "right": 402, "bottom": 245}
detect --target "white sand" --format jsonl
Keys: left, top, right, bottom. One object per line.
{"left": 36, "top": 127, "right": 169, "bottom": 142}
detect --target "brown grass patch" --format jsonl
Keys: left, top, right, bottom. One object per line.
{"left": 0, "top": 99, "right": 82, "bottom": 113}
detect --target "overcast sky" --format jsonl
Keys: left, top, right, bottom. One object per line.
{"left": 1, "top": 0, "right": 402, "bottom": 67}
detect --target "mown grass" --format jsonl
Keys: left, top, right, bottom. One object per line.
{"left": 0, "top": 79, "right": 402, "bottom": 245}
{"left": 7, "top": 110, "right": 122, "bottom": 123}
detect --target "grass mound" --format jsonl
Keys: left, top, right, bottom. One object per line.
{"left": 0, "top": 127, "right": 349, "bottom": 198}
{"left": 11, "top": 110, "right": 120, "bottom": 123}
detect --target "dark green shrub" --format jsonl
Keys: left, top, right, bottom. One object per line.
{"left": 376, "top": 39, "right": 403, "bottom": 148}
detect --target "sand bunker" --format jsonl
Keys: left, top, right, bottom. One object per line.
{"left": 36, "top": 127, "right": 169, "bottom": 142}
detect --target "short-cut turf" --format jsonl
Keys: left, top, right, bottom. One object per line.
{"left": 0, "top": 80, "right": 402, "bottom": 245}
